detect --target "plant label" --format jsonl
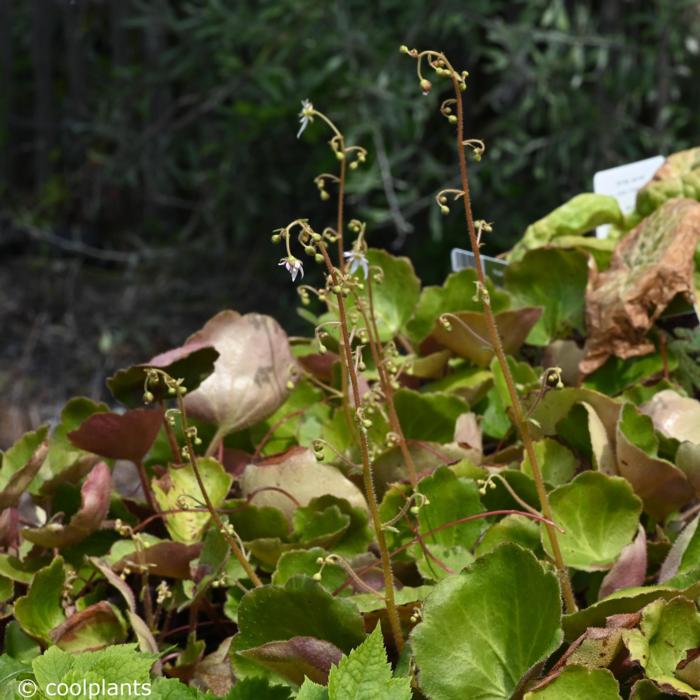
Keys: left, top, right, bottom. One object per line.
{"left": 593, "top": 155, "right": 664, "bottom": 237}
{"left": 450, "top": 248, "right": 508, "bottom": 285}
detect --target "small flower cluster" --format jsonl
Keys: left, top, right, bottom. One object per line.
{"left": 142, "top": 368, "right": 187, "bottom": 404}
{"left": 399, "top": 45, "right": 469, "bottom": 95}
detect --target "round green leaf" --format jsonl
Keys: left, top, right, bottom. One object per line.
{"left": 476, "top": 514, "right": 543, "bottom": 558}
{"left": 521, "top": 439, "right": 577, "bottom": 487}
{"left": 505, "top": 248, "right": 589, "bottom": 345}
{"left": 542, "top": 471, "right": 642, "bottom": 571}
{"left": 412, "top": 544, "right": 563, "bottom": 700}
{"left": 232, "top": 575, "right": 366, "bottom": 680}
{"left": 624, "top": 596, "right": 700, "bottom": 695}
{"left": 393, "top": 389, "right": 468, "bottom": 443}
{"left": 152, "top": 458, "right": 233, "bottom": 544}
{"left": 349, "top": 249, "right": 420, "bottom": 342}
{"left": 416, "top": 467, "right": 484, "bottom": 550}
{"left": 524, "top": 666, "right": 621, "bottom": 699}
{"left": 14, "top": 558, "right": 66, "bottom": 643}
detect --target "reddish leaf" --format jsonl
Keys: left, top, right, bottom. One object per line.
{"left": 68, "top": 408, "right": 164, "bottom": 463}
{"left": 192, "top": 638, "right": 235, "bottom": 696}
{"left": 599, "top": 526, "right": 647, "bottom": 600}
{"left": 107, "top": 343, "right": 219, "bottom": 407}
{"left": 0, "top": 440, "right": 48, "bottom": 509}
{"left": 114, "top": 542, "right": 202, "bottom": 579}
{"left": 22, "top": 462, "right": 112, "bottom": 548}
{"left": 50, "top": 601, "right": 126, "bottom": 652}
{"left": 0, "top": 507, "right": 20, "bottom": 549}
{"left": 298, "top": 352, "right": 339, "bottom": 382}
{"left": 239, "top": 636, "right": 343, "bottom": 685}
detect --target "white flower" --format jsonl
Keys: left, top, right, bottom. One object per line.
{"left": 297, "top": 99, "right": 314, "bottom": 138}
{"left": 343, "top": 249, "right": 369, "bottom": 278}
{"left": 279, "top": 256, "right": 304, "bottom": 282}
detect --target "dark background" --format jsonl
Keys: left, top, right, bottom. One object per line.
{"left": 1, "top": 0, "right": 699, "bottom": 441}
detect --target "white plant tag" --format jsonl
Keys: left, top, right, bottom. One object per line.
{"left": 450, "top": 248, "right": 508, "bottom": 285}
{"left": 593, "top": 155, "right": 664, "bottom": 238}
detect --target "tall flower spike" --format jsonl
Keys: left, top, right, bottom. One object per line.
{"left": 297, "top": 99, "right": 314, "bottom": 138}
{"left": 279, "top": 256, "right": 304, "bottom": 282}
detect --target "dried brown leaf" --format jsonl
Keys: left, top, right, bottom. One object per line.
{"left": 581, "top": 199, "right": 700, "bottom": 374}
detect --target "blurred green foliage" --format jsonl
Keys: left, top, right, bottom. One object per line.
{"left": 3, "top": 0, "right": 700, "bottom": 286}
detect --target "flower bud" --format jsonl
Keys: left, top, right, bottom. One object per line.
{"left": 448, "top": 115, "right": 457, "bottom": 124}
{"left": 304, "top": 245, "right": 316, "bottom": 255}
{"left": 315, "top": 253, "right": 324, "bottom": 263}
{"left": 440, "top": 205, "right": 450, "bottom": 215}
{"left": 143, "top": 391, "right": 154, "bottom": 404}
{"left": 420, "top": 78, "right": 432, "bottom": 95}
{"left": 320, "top": 190, "right": 330, "bottom": 200}
{"left": 271, "top": 234, "right": 281, "bottom": 243}
{"left": 399, "top": 45, "right": 409, "bottom": 54}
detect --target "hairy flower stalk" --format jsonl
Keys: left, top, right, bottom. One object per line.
{"left": 283, "top": 105, "right": 405, "bottom": 651}
{"left": 344, "top": 219, "right": 418, "bottom": 486}
{"left": 318, "top": 243, "right": 405, "bottom": 652}
{"left": 402, "top": 47, "right": 576, "bottom": 613}
{"left": 145, "top": 369, "right": 262, "bottom": 587}
{"left": 351, "top": 275, "right": 418, "bottom": 487}
{"left": 177, "top": 395, "right": 263, "bottom": 588}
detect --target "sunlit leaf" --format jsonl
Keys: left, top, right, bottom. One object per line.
{"left": 412, "top": 544, "right": 562, "bottom": 700}
{"left": 543, "top": 471, "right": 641, "bottom": 571}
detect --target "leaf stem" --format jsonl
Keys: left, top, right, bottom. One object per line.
{"left": 136, "top": 461, "right": 159, "bottom": 513}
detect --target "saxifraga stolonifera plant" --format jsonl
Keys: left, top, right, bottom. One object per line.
{"left": 272, "top": 46, "right": 576, "bottom": 656}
